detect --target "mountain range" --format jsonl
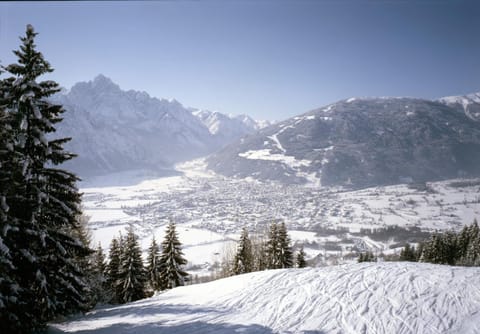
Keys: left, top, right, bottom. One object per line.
{"left": 53, "top": 76, "right": 480, "bottom": 188}
{"left": 207, "top": 94, "right": 480, "bottom": 188}
{"left": 53, "top": 75, "right": 269, "bottom": 178}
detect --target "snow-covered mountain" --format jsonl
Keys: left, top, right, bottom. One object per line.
{"left": 438, "top": 91, "right": 480, "bottom": 122}
{"left": 49, "top": 262, "right": 480, "bottom": 334}
{"left": 208, "top": 94, "right": 480, "bottom": 188}
{"left": 53, "top": 75, "right": 265, "bottom": 178}
{"left": 191, "top": 109, "right": 270, "bottom": 143}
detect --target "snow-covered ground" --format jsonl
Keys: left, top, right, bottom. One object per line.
{"left": 49, "top": 262, "right": 480, "bottom": 334}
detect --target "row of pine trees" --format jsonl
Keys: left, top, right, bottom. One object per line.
{"left": 399, "top": 220, "right": 480, "bottom": 266}
{"left": 358, "top": 220, "right": 480, "bottom": 266}
{"left": 96, "top": 222, "right": 189, "bottom": 305}
{"left": 230, "top": 222, "right": 307, "bottom": 276}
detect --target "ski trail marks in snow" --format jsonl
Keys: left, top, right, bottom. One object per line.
{"left": 50, "top": 263, "right": 480, "bottom": 334}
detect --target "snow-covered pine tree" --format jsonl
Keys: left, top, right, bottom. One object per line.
{"left": 277, "top": 222, "right": 293, "bottom": 268}
{"left": 65, "top": 213, "right": 98, "bottom": 306}
{"left": 415, "top": 242, "right": 424, "bottom": 262}
{"left": 358, "top": 253, "right": 364, "bottom": 262}
{"left": 89, "top": 243, "right": 108, "bottom": 305}
{"left": 422, "top": 232, "right": 458, "bottom": 265}
{"left": 358, "top": 251, "right": 376, "bottom": 262}
{"left": 465, "top": 220, "right": 480, "bottom": 266}
{"left": 442, "top": 231, "right": 458, "bottom": 265}
{"left": 1, "top": 25, "right": 89, "bottom": 332}
{"left": 266, "top": 222, "right": 280, "bottom": 269}
{"left": 252, "top": 233, "right": 268, "bottom": 272}
{"left": 93, "top": 243, "right": 107, "bottom": 278}
{"left": 0, "top": 70, "right": 20, "bottom": 334}
{"left": 420, "top": 234, "right": 443, "bottom": 264}
{"left": 232, "top": 227, "right": 253, "bottom": 275}
{"left": 457, "top": 224, "right": 471, "bottom": 261}
{"left": 296, "top": 246, "right": 307, "bottom": 268}
{"left": 399, "top": 244, "right": 417, "bottom": 262}
{"left": 146, "top": 236, "right": 162, "bottom": 292}
{"left": 117, "top": 226, "right": 146, "bottom": 303}
{"left": 106, "top": 237, "right": 122, "bottom": 303}
{"left": 159, "top": 221, "right": 188, "bottom": 289}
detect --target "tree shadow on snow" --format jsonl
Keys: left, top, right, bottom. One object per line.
{"left": 48, "top": 302, "right": 327, "bottom": 334}
{"left": 48, "top": 303, "right": 274, "bottom": 334}
{"left": 50, "top": 320, "right": 274, "bottom": 334}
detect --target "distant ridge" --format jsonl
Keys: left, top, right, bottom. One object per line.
{"left": 208, "top": 92, "right": 480, "bottom": 188}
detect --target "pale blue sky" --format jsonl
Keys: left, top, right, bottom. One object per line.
{"left": 1, "top": 0, "right": 479, "bottom": 121}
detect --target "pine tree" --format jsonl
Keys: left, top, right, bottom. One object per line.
{"left": 89, "top": 243, "right": 108, "bottom": 305}
{"left": 296, "top": 246, "right": 307, "bottom": 268}
{"left": 106, "top": 237, "right": 122, "bottom": 303}
{"left": 266, "top": 222, "right": 280, "bottom": 269}
{"left": 415, "top": 242, "right": 424, "bottom": 262}
{"left": 277, "top": 222, "right": 293, "bottom": 268}
{"left": 465, "top": 221, "right": 480, "bottom": 265}
{"left": 420, "top": 234, "right": 439, "bottom": 263}
{"left": 146, "top": 236, "right": 162, "bottom": 292}
{"left": 232, "top": 227, "right": 253, "bottom": 275}
{"left": 1, "top": 25, "right": 89, "bottom": 332}
{"left": 443, "top": 231, "right": 458, "bottom": 265}
{"left": 399, "top": 244, "right": 417, "bottom": 262}
{"left": 0, "top": 70, "right": 20, "bottom": 333}
{"left": 159, "top": 221, "right": 188, "bottom": 289}
{"left": 358, "top": 251, "right": 376, "bottom": 262}
{"left": 93, "top": 243, "right": 107, "bottom": 277}
{"left": 358, "top": 253, "right": 364, "bottom": 262}
{"left": 67, "top": 213, "right": 97, "bottom": 307}
{"left": 117, "top": 226, "right": 146, "bottom": 303}
{"left": 252, "top": 234, "right": 268, "bottom": 272}
{"left": 421, "top": 232, "right": 458, "bottom": 265}
{"left": 457, "top": 224, "right": 471, "bottom": 261}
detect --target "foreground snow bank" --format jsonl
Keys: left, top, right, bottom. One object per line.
{"left": 50, "top": 262, "right": 480, "bottom": 334}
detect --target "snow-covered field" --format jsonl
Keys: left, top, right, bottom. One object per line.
{"left": 80, "top": 159, "right": 480, "bottom": 275}
{"left": 49, "top": 262, "right": 480, "bottom": 334}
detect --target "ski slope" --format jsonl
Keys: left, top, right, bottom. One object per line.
{"left": 49, "top": 262, "right": 480, "bottom": 334}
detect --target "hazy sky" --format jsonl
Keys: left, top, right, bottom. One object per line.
{"left": 1, "top": 0, "right": 479, "bottom": 121}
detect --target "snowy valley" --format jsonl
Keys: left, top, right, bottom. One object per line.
{"left": 80, "top": 159, "right": 480, "bottom": 276}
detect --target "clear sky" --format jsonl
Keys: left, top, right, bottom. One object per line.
{"left": 1, "top": 0, "right": 479, "bottom": 121}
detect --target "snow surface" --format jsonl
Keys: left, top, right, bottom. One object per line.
{"left": 238, "top": 149, "right": 311, "bottom": 168}
{"left": 49, "top": 262, "right": 480, "bottom": 334}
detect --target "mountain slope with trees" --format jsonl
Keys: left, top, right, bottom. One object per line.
{"left": 208, "top": 95, "right": 480, "bottom": 188}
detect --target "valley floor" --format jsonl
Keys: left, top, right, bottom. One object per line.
{"left": 49, "top": 262, "right": 480, "bottom": 334}
{"left": 80, "top": 159, "right": 480, "bottom": 275}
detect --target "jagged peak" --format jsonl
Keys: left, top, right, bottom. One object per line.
{"left": 91, "top": 74, "right": 120, "bottom": 91}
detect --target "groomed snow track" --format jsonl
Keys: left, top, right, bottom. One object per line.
{"left": 50, "top": 262, "right": 480, "bottom": 334}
